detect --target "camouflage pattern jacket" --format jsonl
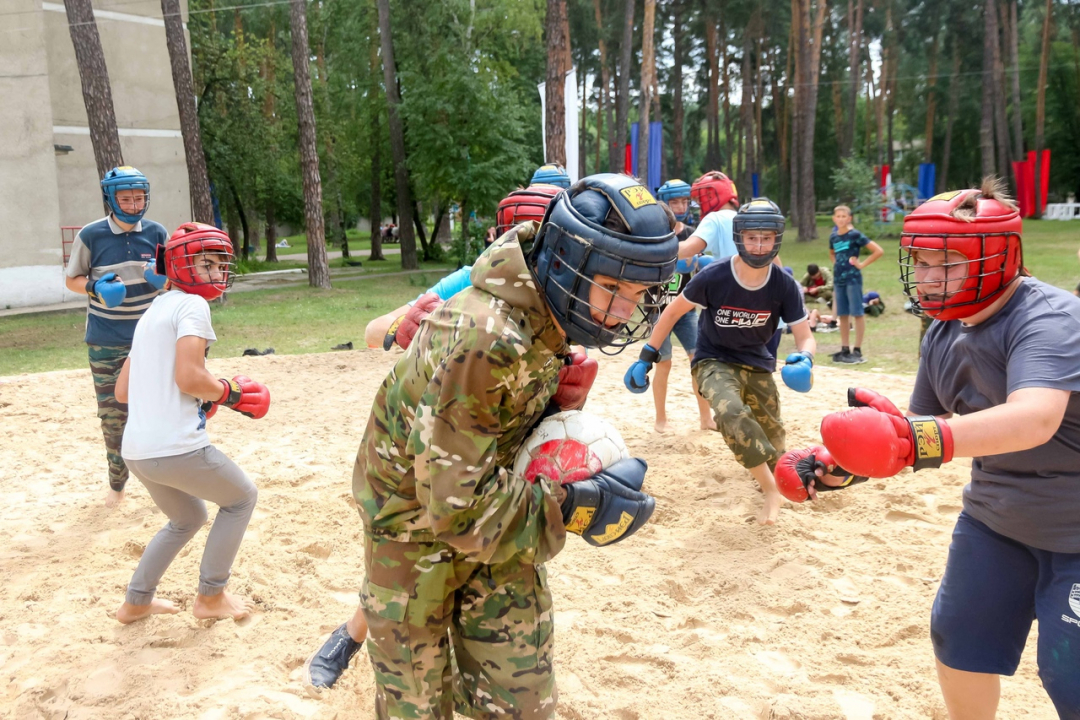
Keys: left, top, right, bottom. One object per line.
{"left": 354, "top": 225, "right": 570, "bottom": 565}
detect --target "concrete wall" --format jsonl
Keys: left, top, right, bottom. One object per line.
{"left": 0, "top": 0, "right": 191, "bottom": 309}
{"left": 0, "top": 0, "right": 65, "bottom": 298}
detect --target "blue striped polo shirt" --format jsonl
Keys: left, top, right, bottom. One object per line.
{"left": 64, "top": 215, "right": 169, "bottom": 346}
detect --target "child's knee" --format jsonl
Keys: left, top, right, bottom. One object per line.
{"left": 170, "top": 508, "right": 208, "bottom": 535}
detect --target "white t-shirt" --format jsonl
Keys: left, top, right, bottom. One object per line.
{"left": 690, "top": 209, "right": 738, "bottom": 260}
{"left": 122, "top": 290, "right": 217, "bottom": 461}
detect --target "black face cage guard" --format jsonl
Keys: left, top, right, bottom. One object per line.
{"left": 897, "top": 233, "right": 1021, "bottom": 317}
{"left": 545, "top": 239, "right": 670, "bottom": 357}
{"left": 173, "top": 249, "right": 237, "bottom": 293}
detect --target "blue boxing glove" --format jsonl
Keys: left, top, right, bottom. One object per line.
{"left": 675, "top": 256, "right": 695, "bottom": 275}
{"left": 143, "top": 262, "right": 167, "bottom": 291}
{"left": 695, "top": 254, "right": 715, "bottom": 271}
{"left": 781, "top": 351, "right": 814, "bottom": 393}
{"left": 561, "top": 457, "right": 655, "bottom": 546}
{"left": 86, "top": 273, "right": 127, "bottom": 308}
{"left": 624, "top": 343, "right": 661, "bottom": 394}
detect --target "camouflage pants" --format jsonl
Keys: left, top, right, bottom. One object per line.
{"left": 88, "top": 344, "right": 130, "bottom": 491}
{"left": 361, "top": 534, "right": 556, "bottom": 720}
{"left": 691, "top": 359, "right": 785, "bottom": 469}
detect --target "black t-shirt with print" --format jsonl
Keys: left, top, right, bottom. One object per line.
{"left": 682, "top": 258, "right": 807, "bottom": 371}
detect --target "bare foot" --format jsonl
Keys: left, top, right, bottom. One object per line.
{"left": 756, "top": 491, "right": 783, "bottom": 526}
{"left": 193, "top": 591, "right": 254, "bottom": 621}
{"left": 654, "top": 417, "right": 668, "bottom": 434}
{"left": 116, "top": 598, "right": 180, "bottom": 624}
{"left": 105, "top": 488, "right": 125, "bottom": 508}
{"left": 699, "top": 415, "right": 717, "bottom": 431}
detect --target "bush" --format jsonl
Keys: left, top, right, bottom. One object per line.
{"left": 831, "top": 157, "right": 879, "bottom": 223}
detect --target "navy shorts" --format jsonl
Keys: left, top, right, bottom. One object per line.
{"left": 931, "top": 512, "right": 1080, "bottom": 717}
{"left": 659, "top": 309, "right": 699, "bottom": 362}
{"left": 835, "top": 277, "right": 864, "bottom": 317}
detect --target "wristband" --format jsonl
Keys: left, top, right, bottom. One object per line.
{"left": 638, "top": 344, "right": 661, "bottom": 364}
{"left": 906, "top": 415, "right": 952, "bottom": 471}
{"left": 218, "top": 378, "right": 242, "bottom": 406}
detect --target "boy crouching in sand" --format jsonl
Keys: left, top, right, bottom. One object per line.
{"left": 114, "top": 223, "right": 270, "bottom": 623}
{"left": 625, "top": 199, "right": 816, "bottom": 524}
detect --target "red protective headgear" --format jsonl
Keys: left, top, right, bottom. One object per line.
{"left": 691, "top": 171, "right": 738, "bottom": 216}
{"left": 162, "top": 222, "right": 234, "bottom": 300}
{"left": 900, "top": 185, "right": 1022, "bottom": 321}
{"left": 495, "top": 184, "right": 561, "bottom": 240}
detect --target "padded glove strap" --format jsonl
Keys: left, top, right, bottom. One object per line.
{"left": 906, "top": 416, "right": 952, "bottom": 471}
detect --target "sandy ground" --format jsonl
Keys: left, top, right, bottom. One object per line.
{"left": 0, "top": 348, "right": 1059, "bottom": 720}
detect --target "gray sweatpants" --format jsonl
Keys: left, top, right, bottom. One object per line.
{"left": 125, "top": 446, "right": 258, "bottom": 605}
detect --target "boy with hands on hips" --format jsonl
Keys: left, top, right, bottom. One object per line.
{"left": 625, "top": 198, "right": 815, "bottom": 525}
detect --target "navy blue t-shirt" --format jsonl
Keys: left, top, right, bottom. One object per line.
{"left": 909, "top": 279, "right": 1080, "bottom": 553}
{"left": 829, "top": 228, "right": 870, "bottom": 285}
{"left": 682, "top": 259, "right": 807, "bottom": 371}
{"left": 64, "top": 216, "right": 168, "bottom": 346}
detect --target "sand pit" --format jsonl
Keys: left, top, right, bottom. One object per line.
{"left": 0, "top": 349, "right": 1058, "bottom": 719}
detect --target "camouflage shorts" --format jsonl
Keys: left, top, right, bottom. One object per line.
{"left": 88, "top": 344, "right": 130, "bottom": 491}
{"left": 691, "top": 358, "right": 785, "bottom": 469}
{"left": 361, "top": 534, "right": 556, "bottom": 720}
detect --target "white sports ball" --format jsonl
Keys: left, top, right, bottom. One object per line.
{"left": 512, "top": 410, "right": 629, "bottom": 484}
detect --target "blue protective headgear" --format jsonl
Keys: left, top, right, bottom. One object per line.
{"left": 732, "top": 197, "right": 785, "bottom": 269}
{"left": 531, "top": 164, "right": 571, "bottom": 189}
{"left": 530, "top": 173, "right": 678, "bottom": 352}
{"left": 101, "top": 166, "right": 150, "bottom": 223}
{"left": 657, "top": 179, "right": 693, "bottom": 224}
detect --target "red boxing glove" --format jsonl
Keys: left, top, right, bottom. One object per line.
{"left": 217, "top": 375, "right": 271, "bottom": 419}
{"left": 200, "top": 400, "right": 219, "bottom": 420}
{"left": 389, "top": 293, "right": 442, "bottom": 351}
{"left": 775, "top": 445, "right": 868, "bottom": 503}
{"left": 552, "top": 352, "right": 599, "bottom": 410}
{"left": 820, "top": 406, "right": 953, "bottom": 478}
{"left": 847, "top": 387, "right": 904, "bottom": 416}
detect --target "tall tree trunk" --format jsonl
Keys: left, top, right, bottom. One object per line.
{"left": 739, "top": 35, "right": 754, "bottom": 194}
{"left": 1033, "top": 0, "right": 1053, "bottom": 219}
{"left": 638, "top": 0, "right": 656, "bottom": 184}
{"left": 841, "top": 0, "right": 863, "bottom": 158}
{"left": 775, "top": 40, "right": 791, "bottom": 213}
{"left": 795, "top": 0, "right": 826, "bottom": 241}
{"left": 754, "top": 37, "right": 764, "bottom": 183}
{"left": 412, "top": 199, "right": 429, "bottom": 257}
{"left": 265, "top": 202, "right": 278, "bottom": 262}
{"left": 989, "top": 0, "right": 1011, "bottom": 176}
{"left": 229, "top": 182, "right": 250, "bottom": 260}
{"left": 924, "top": 28, "right": 940, "bottom": 163}
{"left": 939, "top": 39, "right": 962, "bottom": 192}
{"left": 671, "top": 0, "right": 686, "bottom": 178}
{"left": 368, "top": 13, "right": 385, "bottom": 263}
{"left": 705, "top": 19, "right": 721, "bottom": 170}
{"left": 63, "top": 0, "right": 123, "bottom": 178}
{"left": 980, "top": 0, "right": 998, "bottom": 178}
{"left": 545, "top": 0, "right": 569, "bottom": 166}
{"left": 376, "top": 0, "right": 417, "bottom": 268}
{"left": 288, "top": 0, "right": 331, "bottom": 287}
{"left": 884, "top": 3, "right": 896, "bottom": 171}
{"left": 161, "top": 0, "right": 213, "bottom": 223}
{"left": 1007, "top": 0, "right": 1024, "bottom": 161}
{"left": 789, "top": 0, "right": 802, "bottom": 226}
{"left": 580, "top": 64, "right": 587, "bottom": 176}
{"left": 721, "top": 14, "right": 733, "bottom": 169}
{"left": 616, "top": 0, "right": 634, "bottom": 172}
{"left": 594, "top": 0, "right": 615, "bottom": 172}
{"left": 315, "top": 31, "right": 348, "bottom": 260}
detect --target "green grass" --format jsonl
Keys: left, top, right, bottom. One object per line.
{"left": 274, "top": 228, "right": 379, "bottom": 256}
{"left": 0, "top": 265, "right": 453, "bottom": 377}
{"left": 4, "top": 219, "right": 1077, "bottom": 378}
{"left": 775, "top": 217, "right": 1080, "bottom": 374}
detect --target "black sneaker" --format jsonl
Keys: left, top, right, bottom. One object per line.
{"left": 304, "top": 624, "right": 362, "bottom": 689}
{"left": 846, "top": 349, "right": 868, "bottom": 364}
{"left": 830, "top": 350, "right": 850, "bottom": 363}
